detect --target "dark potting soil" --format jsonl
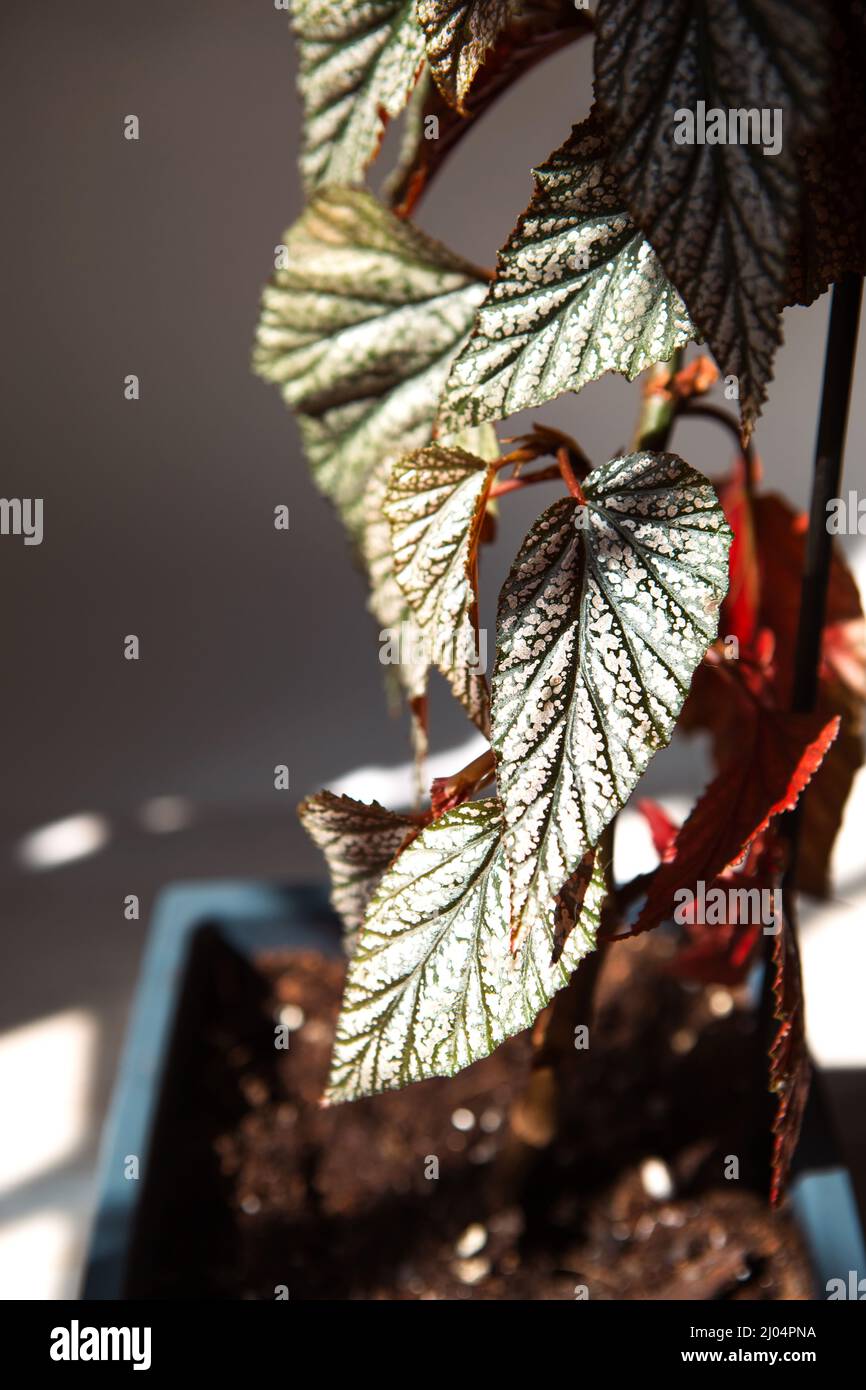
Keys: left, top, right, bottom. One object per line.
{"left": 125, "top": 930, "right": 813, "bottom": 1299}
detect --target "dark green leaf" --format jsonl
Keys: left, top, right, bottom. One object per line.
{"left": 595, "top": 0, "right": 830, "bottom": 436}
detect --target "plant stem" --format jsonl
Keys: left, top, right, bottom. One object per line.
{"left": 631, "top": 348, "right": 684, "bottom": 451}
{"left": 488, "top": 464, "right": 562, "bottom": 498}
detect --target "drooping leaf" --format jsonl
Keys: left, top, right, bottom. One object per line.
{"left": 325, "top": 798, "right": 605, "bottom": 1102}
{"left": 385, "top": 444, "right": 496, "bottom": 731}
{"left": 416, "top": 0, "right": 513, "bottom": 111}
{"left": 439, "top": 113, "right": 696, "bottom": 431}
{"left": 751, "top": 496, "right": 865, "bottom": 896}
{"left": 290, "top": 0, "right": 426, "bottom": 192}
{"left": 594, "top": 0, "right": 830, "bottom": 436}
{"left": 492, "top": 451, "right": 732, "bottom": 948}
{"left": 550, "top": 848, "right": 596, "bottom": 966}
{"left": 386, "top": 1, "right": 591, "bottom": 216}
{"left": 253, "top": 187, "right": 488, "bottom": 538}
{"left": 633, "top": 710, "right": 839, "bottom": 936}
{"left": 769, "top": 907, "right": 810, "bottom": 1206}
{"left": 360, "top": 458, "right": 429, "bottom": 762}
{"left": 637, "top": 798, "right": 678, "bottom": 861}
{"left": 430, "top": 745, "right": 496, "bottom": 817}
{"left": 786, "top": 0, "right": 866, "bottom": 307}
{"left": 299, "top": 791, "right": 418, "bottom": 942}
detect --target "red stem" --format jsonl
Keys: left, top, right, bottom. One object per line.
{"left": 556, "top": 446, "right": 586, "bottom": 503}
{"left": 488, "top": 464, "right": 561, "bottom": 499}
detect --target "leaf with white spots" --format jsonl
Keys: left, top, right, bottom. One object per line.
{"left": 362, "top": 457, "right": 428, "bottom": 715}
{"left": 492, "top": 451, "right": 732, "bottom": 948}
{"left": 299, "top": 792, "right": 418, "bottom": 946}
{"left": 385, "top": 444, "right": 496, "bottom": 732}
{"left": 253, "top": 188, "right": 489, "bottom": 538}
{"left": 594, "top": 0, "right": 830, "bottom": 437}
{"left": 438, "top": 113, "right": 695, "bottom": 430}
{"left": 325, "top": 798, "right": 606, "bottom": 1101}
{"left": 416, "top": 1, "right": 513, "bottom": 111}
{"left": 290, "top": 0, "right": 426, "bottom": 191}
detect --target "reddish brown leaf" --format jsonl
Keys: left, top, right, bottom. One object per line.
{"left": 671, "top": 923, "right": 761, "bottom": 988}
{"left": 551, "top": 848, "right": 597, "bottom": 966}
{"left": 634, "top": 710, "right": 839, "bottom": 936}
{"left": 637, "top": 798, "right": 678, "bottom": 860}
{"left": 682, "top": 475, "right": 865, "bottom": 897}
{"left": 751, "top": 495, "right": 863, "bottom": 702}
{"left": 769, "top": 910, "right": 811, "bottom": 1206}
{"left": 752, "top": 495, "right": 865, "bottom": 895}
{"left": 386, "top": 3, "right": 591, "bottom": 216}
{"left": 636, "top": 801, "right": 779, "bottom": 985}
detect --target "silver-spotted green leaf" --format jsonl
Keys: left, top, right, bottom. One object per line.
{"left": 385, "top": 2, "right": 592, "bottom": 216}
{"left": 492, "top": 451, "right": 732, "bottom": 947}
{"left": 384, "top": 445, "right": 495, "bottom": 733}
{"left": 416, "top": 1, "right": 512, "bottom": 111}
{"left": 325, "top": 798, "right": 605, "bottom": 1102}
{"left": 299, "top": 791, "right": 417, "bottom": 946}
{"left": 594, "top": 0, "right": 830, "bottom": 437}
{"left": 362, "top": 457, "right": 428, "bottom": 711}
{"left": 253, "top": 188, "right": 489, "bottom": 538}
{"left": 290, "top": 0, "right": 426, "bottom": 192}
{"left": 438, "top": 113, "right": 695, "bottom": 430}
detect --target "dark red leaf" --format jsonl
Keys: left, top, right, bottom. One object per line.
{"left": 634, "top": 710, "right": 839, "bottom": 936}
{"left": 769, "top": 911, "right": 811, "bottom": 1206}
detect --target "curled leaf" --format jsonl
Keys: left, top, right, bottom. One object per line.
{"left": 385, "top": 444, "right": 496, "bottom": 731}
{"left": 595, "top": 0, "right": 830, "bottom": 436}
